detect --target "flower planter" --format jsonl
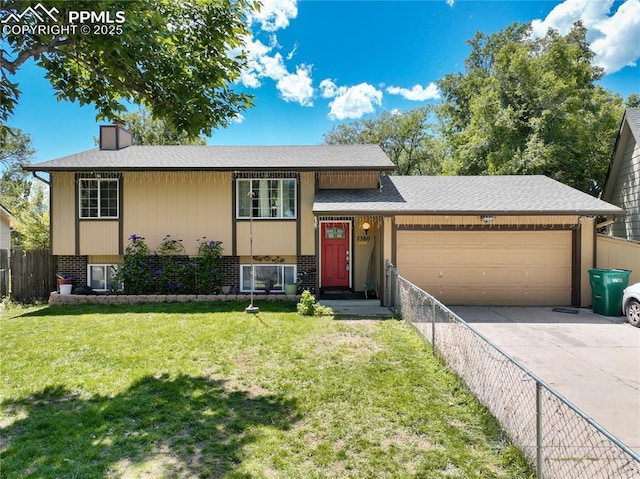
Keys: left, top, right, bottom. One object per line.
{"left": 284, "top": 283, "right": 297, "bottom": 295}
{"left": 59, "top": 284, "right": 73, "bottom": 295}
{"left": 57, "top": 278, "right": 72, "bottom": 293}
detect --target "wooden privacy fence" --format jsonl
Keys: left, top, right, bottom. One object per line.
{"left": 0, "top": 249, "right": 8, "bottom": 297}
{"left": 596, "top": 235, "right": 640, "bottom": 284}
{"left": 8, "top": 249, "right": 57, "bottom": 303}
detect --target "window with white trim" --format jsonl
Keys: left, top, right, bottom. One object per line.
{"left": 79, "top": 179, "right": 119, "bottom": 218}
{"left": 87, "top": 264, "right": 122, "bottom": 291}
{"left": 236, "top": 179, "right": 296, "bottom": 219}
{"left": 240, "top": 264, "right": 296, "bottom": 292}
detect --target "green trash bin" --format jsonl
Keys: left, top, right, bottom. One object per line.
{"left": 588, "top": 269, "right": 631, "bottom": 316}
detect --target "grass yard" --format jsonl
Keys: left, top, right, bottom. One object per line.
{"left": 0, "top": 301, "right": 531, "bottom": 478}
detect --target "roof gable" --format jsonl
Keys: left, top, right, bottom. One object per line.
{"left": 602, "top": 108, "right": 640, "bottom": 201}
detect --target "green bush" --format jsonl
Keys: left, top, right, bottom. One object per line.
{"left": 116, "top": 235, "right": 224, "bottom": 295}
{"left": 118, "top": 234, "right": 154, "bottom": 294}
{"left": 296, "top": 290, "right": 333, "bottom": 317}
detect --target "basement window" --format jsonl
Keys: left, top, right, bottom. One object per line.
{"left": 87, "top": 264, "right": 122, "bottom": 291}
{"left": 240, "top": 264, "right": 296, "bottom": 292}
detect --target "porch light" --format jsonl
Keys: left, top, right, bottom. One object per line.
{"left": 362, "top": 222, "right": 371, "bottom": 235}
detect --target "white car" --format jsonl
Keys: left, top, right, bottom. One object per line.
{"left": 622, "top": 282, "right": 640, "bottom": 327}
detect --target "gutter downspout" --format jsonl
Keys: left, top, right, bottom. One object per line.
{"left": 31, "top": 171, "right": 50, "bottom": 185}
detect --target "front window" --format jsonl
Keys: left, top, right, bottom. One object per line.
{"left": 237, "top": 179, "right": 296, "bottom": 219}
{"left": 88, "top": 264, "right": 122, "bottom": 291}
{"left": 240, "top": 264, "right": 296, "bottom": 292}
{"left": 80, "top": 179, "right": 119, "bottom": 219}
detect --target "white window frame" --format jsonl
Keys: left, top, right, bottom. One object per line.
{"left": 79, "top": 178, "right": 119, "bottom": 219}
{"left": 87, "top": 264, "right": 122, "bottom": 291}
{"left": 236, "top": 178, "right": 297, "bottom": 219}
{"left": 240, "top": 264, "right": 296, "bottom": 293}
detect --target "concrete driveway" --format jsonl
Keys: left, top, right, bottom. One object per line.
{"left": 450, "top": 306, "right": 640, "bottom": 454}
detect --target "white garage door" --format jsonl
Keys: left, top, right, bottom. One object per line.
{"left": 397, "top": 230, "right": 572, "bottom": 306}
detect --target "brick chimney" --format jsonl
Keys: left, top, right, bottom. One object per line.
{"left": 99, "top": 122, "right": 132, "bottom": 150}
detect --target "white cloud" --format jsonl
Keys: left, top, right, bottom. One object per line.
{"left": 446, "top": 0, "right": 455, "bottom": 7}
{"left": 247, "top": 0, "right": 298, "bottom": 32}
{"left": 590, "top": 0, "right": 640, "bottom": 73}
{"left": 531, "top": 0, "right": 640, "bottom": 74}
{"left": 237, "top": 36, "right": 272, "bottom": 88}
{"left": 240, "top": 46, "right": 315, "bottom": 106}
{"left": 286, "top": 42, "right": 298, "bottom": 60}
{"left": 319, "top": 79, "right": 339, "bottom": 98}
{"left": 320, "top": 80, "right": 383, "bottom": 120}
{"left": 277, "top": 64, "right": 314, "bottom": 106}
{"left": 386, "top": 83, "right": 440, "bottom": 101}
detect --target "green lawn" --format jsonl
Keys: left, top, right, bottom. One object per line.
{"left": 0, "top": 301, "right": 531, "bottom": 478}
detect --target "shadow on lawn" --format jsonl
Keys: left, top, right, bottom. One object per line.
{"left": 16, "top": 300, "right": 299, "bottom": 317}
{"left": 1, "top": 374, "right": 298, "bottom": 478}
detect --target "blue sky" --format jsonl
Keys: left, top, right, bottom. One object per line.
{"left": 5, "top": 0, "right": 640, "bottom": 163}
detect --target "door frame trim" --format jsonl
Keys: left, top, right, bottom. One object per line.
{"left": 319, "top": 219, "right": 353, "bottom": 289}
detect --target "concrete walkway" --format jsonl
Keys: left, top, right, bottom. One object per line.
{"left": 319, "top": 299, "right": 394, "bottom": 317}
{"left": 450, "top": 306, "right": 640, "bottom": 454}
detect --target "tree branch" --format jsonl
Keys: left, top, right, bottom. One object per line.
{"left": 1, "top": 36, "right": 75, "bottom": 75}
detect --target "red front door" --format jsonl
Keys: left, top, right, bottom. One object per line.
{"left": 321, "top": 222, "right": 350, "bottom": 288}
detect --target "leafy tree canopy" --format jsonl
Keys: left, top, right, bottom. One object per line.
{"left": 324, "top": 107, "right": 446, "bottom": 175}
{"left": 436, "top": 21, "right": 625, "bottom": 194}
{"left": 12, "top": 181, "right": 50, "bottom": 250}
{"left": 0, "top": 129, "right": 48, "bottom": 250}
{"left": 0, "top": 129, "right": 34, "bottom": 213}
{"left": 1, "top": 0, "right": 258, "bottom": 140}
{"left": 118, "top": 108, "right": 207, "bottom": 145}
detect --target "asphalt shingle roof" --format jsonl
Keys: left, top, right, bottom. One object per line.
{"left": 625, "top": 108, "right": 640, "bottom": 140}
{"left": 313, "top": 175, "right": 624, "bottom": 215}
{"left": 26, "top": 144, "right": 395, "bottom": 171}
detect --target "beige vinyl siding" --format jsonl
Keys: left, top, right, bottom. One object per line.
{"left": 397, "top": 230, "right": 573, "bottom": 306}
{"left": 123, "top": 172, "right": 232, "bottom": 256}
{"left": 236, "top": 221, "right": 297, "bottom": 256}
{"left": 353, "top": 217, "right": 378, "bottom": 292}
{"left": 79, "top": 221, "right": 119, "bottom": 255}
{"left": 51, "top": 172, "right": 76, "bottom": 255}
{"left": 88, "top": 255, "right": 123, "bottom": 264}
{"left": 300, "top": 172, "right": 316, "bottom": 255}
{"left": 317, "top": 171, "right": 379, "bottom": 189}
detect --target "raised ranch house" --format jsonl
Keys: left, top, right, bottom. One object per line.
{"left": 26, "top": 124, "right": 624, "bottom": 307}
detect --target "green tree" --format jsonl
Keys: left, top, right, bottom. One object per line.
{"left": 324, "top": 107, "right": 445, "bottom": 175}
{"left": 625, "top": 94, "right": 640, "bottom": 108}
{"left": 1, "top": 0, "right": 257, "bottom": 139}
{"left": 0, "top": 129, "right": 34, "bottom": 214}
{"left": 12, "top": 182, "right": 50, "bottom": 250}
{"left": 120, "top": 108, "right": 207, "bottom": 145}
{"left": 437, "top": 21, "right": 624, "bottom": 194}
{"left": 0, "top": 129, "right": 49, "bottom": 249}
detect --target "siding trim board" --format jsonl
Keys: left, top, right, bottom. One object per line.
{"left": 396, "top": 224, "right": 579, "bottom": 231}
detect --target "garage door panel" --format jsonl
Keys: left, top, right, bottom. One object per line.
{"left": 397, "top": 230, "right": 572, "bottom": 306}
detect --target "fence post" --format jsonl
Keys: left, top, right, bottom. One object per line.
{"left": 431, "top": 301, "right": 436, "bottom": 349}
{"left": 536, "top": 381, "right": 543, "bottom": 479}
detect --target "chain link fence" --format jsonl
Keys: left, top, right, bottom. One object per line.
{"left": 386, "top": 261, "right": 640, "bottom": 479}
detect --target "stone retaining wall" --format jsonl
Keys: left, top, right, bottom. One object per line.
{"left": 49, "top": 292, "right": 300, "bottom": 305}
